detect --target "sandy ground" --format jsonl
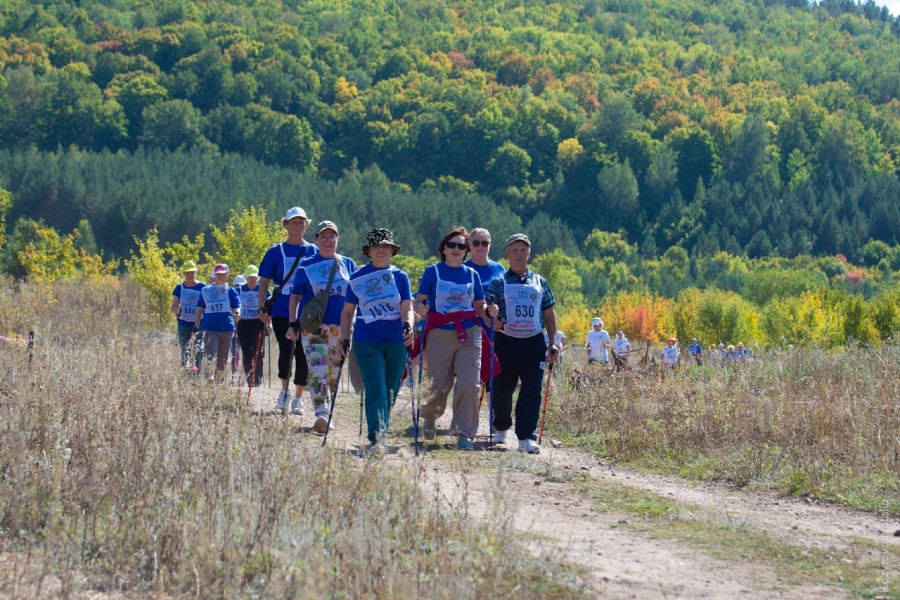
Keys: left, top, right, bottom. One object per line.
{"left": 247, "top": 376, "right": 899, "bottom": 599}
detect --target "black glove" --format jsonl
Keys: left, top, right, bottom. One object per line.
{"left": 341, "top": 339, "right": 351, "bottom": 354}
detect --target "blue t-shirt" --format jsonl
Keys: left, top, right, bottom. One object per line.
{"left": 258, "top": 241, "right": 317, "bottom": 318}
{"left": 173, "top": 281, "right": 205, "bottom": 327}
{"left": 197, "top": 284, "right": 241, "bottom": 332}
{"left": 463, "top": 259, "right": 506, "bottom": 296}
{"left": 238, "top": 283, "right": 270, "bottom": 320}
{"left": 346, "top": 264, "right": 413, "bottom": 345}
{"left": 463, "top": 259, "right": 505, "bottom": 340}
{"left": 291, "top": 254, "right": 358, "bottom": 326}
{"left": 416, "top": 262, "right": 484, "bottom": 330}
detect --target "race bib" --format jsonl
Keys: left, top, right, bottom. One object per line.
{"left": 350, "top": 270, "right": 401, "bottom": 323}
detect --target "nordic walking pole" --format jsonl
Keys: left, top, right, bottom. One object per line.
{"left": 488, "top": 314, "right": 495, "bottom": 446}
{"left": 406, "top": 348, "right": 418, "bottom": 456}
{"left": 266, "top": 325, "right": 272, "bottom": 388}
{"left": 537, "top": 362, "right": 556, "bottom": 444}
{"left": 322, "top": 354, "right": 347, "bottom": 447}
{"left": 358, "top": 387, "right": 364, "bottom": 437}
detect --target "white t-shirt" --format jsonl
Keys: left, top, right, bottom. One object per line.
{"left": 661, "top": 345, "right": 680, "bottom": 365}
{"left": 612, "top": 336, "right": 629, "bottom": 357}
{"left": 544, "top": 330, "right": 566, "bottom": 347}
{"left": 586, "top": 329, "right": 611, "bottom": 361}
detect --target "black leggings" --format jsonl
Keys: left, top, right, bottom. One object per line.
{"left": 236, "top": 319, "right": 265, "bottom": 385}
{"left": 272, "top": 316, "right": 309, "bottom": 386}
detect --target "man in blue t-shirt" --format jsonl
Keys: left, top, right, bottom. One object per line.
{"left": 688, "top": 338, "right": 703, "bottom": 365}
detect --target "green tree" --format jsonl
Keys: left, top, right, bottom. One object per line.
{"left": 532, "top": 248, "right": 583, "bottom": 307}
{"left": 140, "top": 100, "right": 214, "bottom": 151}
{"left": 126, "top": 228, "right": 182, "bottom": 327}
{"left": 205, "top": 206, "right": 282, "bottom": 273}
{"left": 485, "top": 142, "right": 532, "bottom": 189}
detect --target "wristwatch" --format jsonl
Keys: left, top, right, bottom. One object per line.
{"left": 289, "top": 321, "right": 300, "bottom": 331}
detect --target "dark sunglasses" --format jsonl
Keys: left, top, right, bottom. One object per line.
{"left": 470, "top": 240, "right": 490, "bottom": 247}
{"left": 445, "top": 241, "right": 467, "bottom": 250}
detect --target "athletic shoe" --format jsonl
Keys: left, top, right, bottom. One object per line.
{"left": 290, "top": 396, "right": 304, "bottom": 415}
{"left": 276, "top": 389, "right": 289, "bottom": 412}
{"left": 366, "top": 442, "right": 386, "bottom": 456}
{"left": 493, "top": 429, "right": 508, "bottom": 444}
{"left": 457, "top": 436, "right": 474, "bottom": 451}
{"left": 313, "top": 403, "right": 333, "bottom": 433}
{"left": 423, "top": 419, "right": 436, "bottom": 440}
{"left": 518, "top": 439, "right": 540, "bottom": 454}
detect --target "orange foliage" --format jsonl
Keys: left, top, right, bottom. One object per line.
{"left": 599, "top": 292, "right": 672, "bottom": 343}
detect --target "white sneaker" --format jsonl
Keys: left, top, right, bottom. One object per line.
{"left": 493, "top": 429, "right": 508, "bottom": 444}
{"left": 276, "top": 389, "right": 289, "bottom": 412}
{"left": 313, "top": 403, "right": 333, "bottom": 433}
{"left": 366, "top": 442, "right": 385, "bottom": 456}
{"left": 290, "top": 396, "right": 304, "bottom": 415}
{"left": 518, "top": 438, "right": 540, "bottom": 454}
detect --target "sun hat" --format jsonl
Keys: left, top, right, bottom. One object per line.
{"left": 244, "top": 265, "right": 259, "bottom": 278}
{"left": 667, "top": 338, "right": 675, "bottom": 343}
{"left": 213, "top": 263, "right": 229, "bottom": 274}
{"left": 282, "top": 207, "right": 309, "bottom": 224}
{"left": 315, "top": 220, "right": 338, "bottom": 236}
{"left": 181, "top": 260, "right": 198, "bottom": 272}
{"left": 233, "top": 275, "right": 247, "bottom": 286}
{"left": 504, "top": 233, "right": 531, "bottom": 250}
{"left": 591, "top": 317, "right": 602, "bottom": 326}
{"left": 362, "top": 228, "right": 401, "bottom": 257}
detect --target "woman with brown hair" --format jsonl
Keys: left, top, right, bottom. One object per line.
{"left": 413, "top": 227, "right": 492, "bottom": 450}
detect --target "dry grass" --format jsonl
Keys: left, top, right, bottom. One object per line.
{"left": 0, "top": 278, "right": 585, "bottom": 598}
{"left": 552, "top": 348, "right": 900, "bottom": 513}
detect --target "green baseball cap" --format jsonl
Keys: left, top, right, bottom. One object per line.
{"left": 244, "top": 264, "right": 259, "bottom": 278}
{"left": 181, "top": 260, "right": 198, "bottom": 272}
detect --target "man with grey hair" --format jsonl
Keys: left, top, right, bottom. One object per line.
{"left": 485, "top": 234, "right": 559, "bottom": 454}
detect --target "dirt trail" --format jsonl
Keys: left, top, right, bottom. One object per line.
{"left": 247, "top": 382, "right": 898, "bottom": 598}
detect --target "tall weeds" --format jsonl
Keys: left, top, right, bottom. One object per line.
{"left": 0, "top": 278, "right": 584, "bottom": 598}
{"left": 553, "top": 349, "right": 900, "bottom": 511}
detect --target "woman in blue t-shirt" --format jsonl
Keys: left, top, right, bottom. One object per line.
{"left": 235, "top": 265, "right": 271, "bottom": 387}
{"left": 257, "top": 207, "right": 318, "bottom": 414}
{"left": 195, "top": 263, "right": 241, "bottom": 384}
{"left": 338, "top": 229, "right": 415, "bottom": 453}
{"left": 286, "top": 221, "right": 358, "bottom": 433}
{"left": 170, "top": 260, "right": 205, "bottom": 369}
{"left": 414, "top": 227, "right": 488, "bottom": 450}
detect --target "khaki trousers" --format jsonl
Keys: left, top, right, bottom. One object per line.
{"left": 420, "top": 326, "right": 482, "bottom": 439}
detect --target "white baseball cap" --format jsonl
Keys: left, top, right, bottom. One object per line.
{"left": 282, "top": 207, "right": 309, "bottom": 223}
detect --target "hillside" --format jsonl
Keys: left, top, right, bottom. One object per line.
{"left": 2, "top": 0, "right": 900, "bottom": 260}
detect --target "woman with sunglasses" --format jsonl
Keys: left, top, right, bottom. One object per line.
{"left": 464, "top": 228, "right": 506, "bottom": 290}
{"left": 414, "top": 227, "right": 493, "bottom": 450}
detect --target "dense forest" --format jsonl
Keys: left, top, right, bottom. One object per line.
{"left": 2, "top": 0, "right": 900, "bottom": 263}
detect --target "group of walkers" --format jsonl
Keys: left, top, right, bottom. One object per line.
{"left": 172, "top": 208, "right": 561, "bottom": 455}
{"left": 581, "top": 318, "right": 752, "bottom": 370}
{"left": 585, "top": 318, "right": 631, "bottom": 366}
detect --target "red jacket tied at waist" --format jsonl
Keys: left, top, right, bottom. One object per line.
{"left": 410, "top": 310, "right": 500, "bottom": 384}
